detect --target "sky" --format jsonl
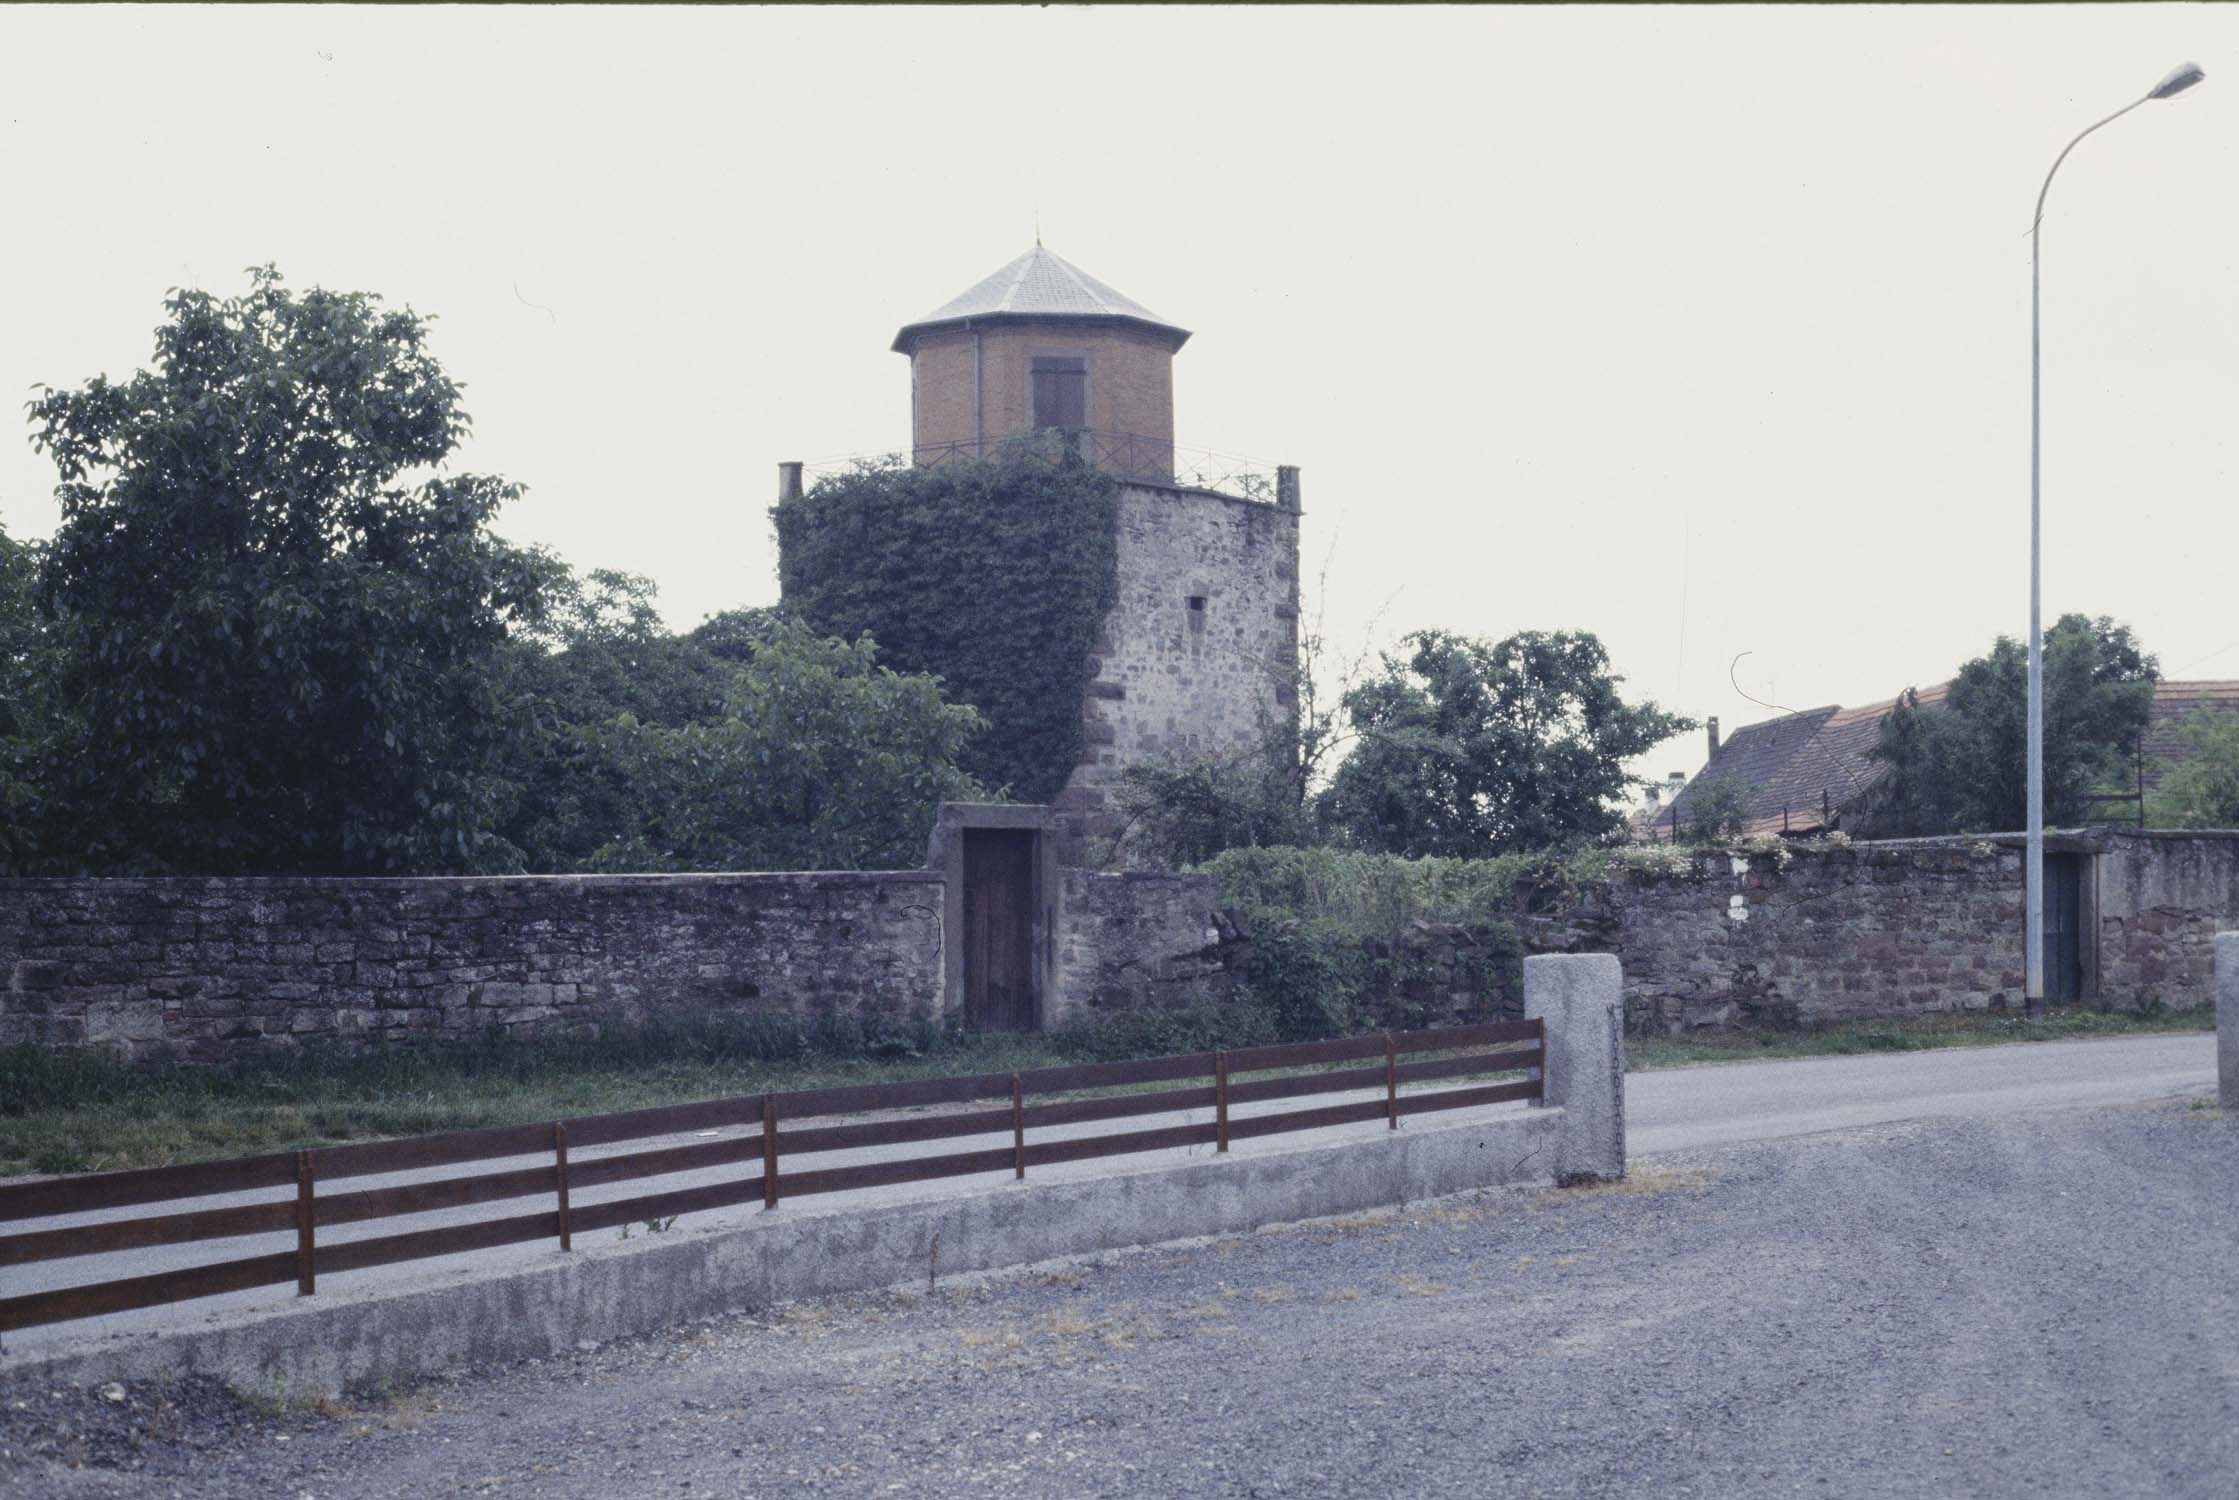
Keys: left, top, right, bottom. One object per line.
{"left": 2, "top": 5, "right": 2233, "bottom": 784}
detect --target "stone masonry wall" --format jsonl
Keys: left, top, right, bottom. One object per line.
{"left": 1606, "top": 842, "right": 2023, "bottom": 1032}
{"left": 0, "top": 873, "right": 946, "bottom": 1061}
{"left": 1596, "top": 830, "right": 2239, "bottom": 1032}
{"left": 1053, "top": 869, "right": 1231, "bottom": 1024}
{"left": 1268, "top": 831, "right": 2239, "bottom": 1036}
{"left": 2093, "top": 832, "right": 2239, "bottom": 1007}
{"left": 1056, "top": 481, "right": 1300, "bottom": 862}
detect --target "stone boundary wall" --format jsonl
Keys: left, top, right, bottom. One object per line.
{"left": 1573, "top": 830, "right": 2239, "bottom": 1032}
{"left": 1252, "top": 831, "right": 2239, "bottom": 1036}
{"left": 1053, "top": 869, "right": 1229, "bottom": 1022}
{"left": 0, "top": 866, "right": 1230, "bottom": 1062}
{"left": 0, "top": 873, "right": 948, "bottom": 1060}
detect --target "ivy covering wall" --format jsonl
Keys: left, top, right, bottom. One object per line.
{"left": 773, "top": 440, "right": 1121, "bottom": 802}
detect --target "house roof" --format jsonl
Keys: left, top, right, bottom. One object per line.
{"left": 1644, "top": 677, "right": 2232, "bottom": 840}
{"left": 891, "top": 247, "right": 1191, "bottom": 354}
{"left": 2138, "top": 680, "right": 2239, "bottom": 793}
{"left": 1642, "top": 684, "right": 1950, "bottom": 839}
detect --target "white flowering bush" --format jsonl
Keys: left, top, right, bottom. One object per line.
{"left": 1610, "top": 843, "right": 1699, "bottom": 880}
{"left": 1739, "top": 831, "right": 1794, "bottom": 869}
{"left": 1818, "top": 831, "right": 1853, "bottom": 850}
{"left": 1966, "top": 840, "right": 1998, "bottom": 858}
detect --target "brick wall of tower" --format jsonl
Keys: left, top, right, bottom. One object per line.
{"left": 909, "top": 323, "right": 1176, "bottom": 458}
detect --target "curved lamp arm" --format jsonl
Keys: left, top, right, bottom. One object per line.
{"left": 2035, "top": 62, "right": 2206, "bottom": 232}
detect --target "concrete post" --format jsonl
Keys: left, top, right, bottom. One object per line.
{"left": 2218, "top": 932, "right": 2239, "bottom": 1110}
{"left": 1524, "top": 953, "right": 1626, "bottom": 1184}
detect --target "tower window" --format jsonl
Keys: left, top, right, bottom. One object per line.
{"left": 1032, "top": 357, "right": 1086, "bottom": 430}
{"left": 1187, "top": 595, "right": 1207, "bottom": 633}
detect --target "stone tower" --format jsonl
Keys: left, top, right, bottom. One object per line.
{"left": 894, "top": 247, "right": 1304, "bottom": 865}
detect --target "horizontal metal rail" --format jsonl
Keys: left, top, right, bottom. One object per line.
{"left": 0, "top": 1020, "right": 1542, "bottom": 1332}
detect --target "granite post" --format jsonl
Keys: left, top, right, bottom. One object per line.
{"left": 1523, "top": 952, "right": 1626, "bottom": 1183}
{"left": 2217, "top": 932, "right": 2238, "bottom": 1110}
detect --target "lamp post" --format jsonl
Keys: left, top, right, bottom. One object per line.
{"left": 2025, "top": 61, "right": 2203, "bottom": 1018}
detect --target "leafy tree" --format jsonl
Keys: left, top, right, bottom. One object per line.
{"left": 687, "top": 606, "right": 789, "bottom": 666}
{"left": 499, "top": 570, "right": 739, "bottom": 872}
{"left": 1320, "top": 629, "right": 1691, "bottom": 858}
{"left": 0, "top": 522, "right": 64, "bottom": 871}
{"left": 2146, "top": 712, "right": 2239, "bottom": 829}
{"left": 514, "top": 568, "right": 732, "bottom": 729}
{"left": 27, "top": 267, "right": 554, "bottom": 874}
{"left": 1860, "top": 614, "right": 2156, "bottom": 836}
{"left": 1678, "top": 772, "right": 1754, "bottom": 844}
{"left": 1112, "top": 728, "right": 1316, "bottom": 870}
{"left": 568, "top": 619, "right": 986, "bottom": 872}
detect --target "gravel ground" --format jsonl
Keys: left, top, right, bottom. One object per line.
{"left": 6, "top": 1097, "right": 2234, "bottom": 1500}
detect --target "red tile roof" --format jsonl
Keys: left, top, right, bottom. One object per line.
{"left": 2138, "top": 680, "right": 2239, "bottom": 793}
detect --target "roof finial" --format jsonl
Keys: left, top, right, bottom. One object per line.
{"left": 1034, "top": 206, "right": 1041, "bottom": 248}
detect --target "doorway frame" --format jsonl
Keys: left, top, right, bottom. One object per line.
{"left": 929, "top": 803, "right": 1058, "bottom": 1030}
{"left": 2028, "top": 834, "right": 2101, "bottom": 1005}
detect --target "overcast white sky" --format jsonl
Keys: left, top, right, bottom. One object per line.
{"left": 2, "top": 5, "right": 2232, "bottom": 781}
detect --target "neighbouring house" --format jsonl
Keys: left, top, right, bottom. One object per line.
{"left": 1638, "top": 679, "right": 2239, "bottom": 841}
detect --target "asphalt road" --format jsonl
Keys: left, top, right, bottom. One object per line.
{"left": 4, "top": 1035, "right": 2229, "bottom": 1499}
{"left": 1627, "top": 1031, "right": 2215, "bottom": 1153}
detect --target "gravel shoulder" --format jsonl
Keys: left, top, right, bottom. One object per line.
{"left": 7, "top": 1095, "right": 2234, "bottom": 1500}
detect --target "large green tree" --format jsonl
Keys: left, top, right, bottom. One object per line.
{"left": 497, "top": 569, "right": 739, "bottom": 872}
{"left": 1320, "top": 629, "right": 1691, "bottom": 858}
{"left": 566, "top": 620, "right": 987, "bottom": 872}
{"left": 0, "top": 522, "right": 63, "bottom": 871}
{"left": 2146, "top": 712, "right": 2239, "bottom": 829}
{"left": 28, "top": 267, "right": 555, "bottom": 874}
{"left": 1859, "top": 613, "right": 2157, "bottom": 836}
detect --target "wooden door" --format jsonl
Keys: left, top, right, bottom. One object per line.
{"left": 2042, "top": 853, "right": 2083, "bottom": 1004}
{"left": 963, "top": 829, "right": 1036, "bottom": 1031}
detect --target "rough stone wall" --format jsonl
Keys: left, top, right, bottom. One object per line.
{"left": 2094, "top": 832, "right": 2239, "bottom": 1007}
{"left": 1597, "top": 831, "right": 2239, "bottom": 1032}
{"left": 1052, "top": 869, "right": 1230, "bottom": 1023}
{"left": 1056, "top": 481, "right": 1300, "bottom": 861}
{"left": 908, "top": 323, "right": 1176, "bottom": 457}
{"left": 1252, "top": 832, "right": 2239, "bottom": 1036}
{"left": 0, "top": 873, "right": 946, "bottom": 1061}
{"left": 1605, "top": 843, "right": 2023, "bottom": 1032}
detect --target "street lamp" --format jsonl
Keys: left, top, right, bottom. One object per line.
{"left": 2025, "top": 60, "right": 2203, "bottom": 1018}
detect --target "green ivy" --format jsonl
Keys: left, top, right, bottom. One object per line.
{"left": 773, "top": 438, "right": 1120, "bottom": 803}
{"left": 1196, "top": 846, "right": 1606, "bottom": 1039}
{"left": 1199, "top": 844, "right": 1610, "bottom": 944}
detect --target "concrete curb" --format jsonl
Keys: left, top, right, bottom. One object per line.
{"left": 0, "top": 1106, "right": 1559, "bottom": 1399}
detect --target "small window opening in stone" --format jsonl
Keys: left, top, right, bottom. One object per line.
{"left": 1187, "top": 595, "right": 1207, "bottom": 632}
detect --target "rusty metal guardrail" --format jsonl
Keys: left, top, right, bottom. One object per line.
{"left": 0, "top": 1020, "right": 1542, "bottom": 1332}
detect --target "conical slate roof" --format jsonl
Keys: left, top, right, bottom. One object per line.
{"left": 892, "top": 247, "right": 1190, "bottom": 353}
